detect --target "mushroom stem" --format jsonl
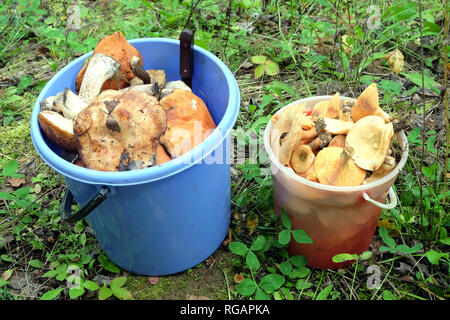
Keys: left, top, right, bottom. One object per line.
{"left": 120, "top": 83, "right": 159, "bottom": 96}
{"left": 54, "top": 88, "right": 88, "bottom": 119}
{"left": 340, "top": 99, "right": 354, "bottom": 121}
{"left": 308, "top": 132, "right": 332, "bottom": 151}
{"left": 79, "top": 53, "right": 121, "bottom": 104}
{"left": 130, "top": 56, "right": 151, "bottom": 84}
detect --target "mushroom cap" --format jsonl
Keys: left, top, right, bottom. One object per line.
{"left": 346, "top": 115, "right": 394, "bottom": 171}
{"left": 300, "top": 165, "right": 318, "bottom": 182}
{"left": 73, "top": 89, "right": 166, "bottom": 171}
{"left": 159, "top": 89, "right": 216, "bottom": 158}
{"left": 385, "top": 49, "right": 404, "bottom": 75}
{"left": 329, "top": 134, "right": 346, "bottom": 148}
{"left": 365, "top": 156, "right": 397, "bottom": 183}
{"left": 290, "top": 144, "right": 315, "bottom": 174}
{"left": 351, "top": 83, "right": 390, "bottom": 122}
{"left": 156, "top": 143, "right": 171, "bottom": 165}
{"left": 75, "top": 32, "right": 143, "bottom": 92}
{"left": 314, "top": 147, "right": 366, "bottom": 186}
{"left": 38, "top": 110, "right": 77, "bottom": 153}
{"left": 323, "top": 118, "right": 355, "bottom": 135}
{"left": 311, "top": 93, "right": 341, "bottom": 120}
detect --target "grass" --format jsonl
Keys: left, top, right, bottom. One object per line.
{"left": 0, "top": 0, "right": 448, "bottom": 301}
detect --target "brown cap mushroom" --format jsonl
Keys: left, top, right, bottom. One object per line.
{"left": 75, "top": 32, "right": 143, "bottom": 92}
{"left": 159, "top": 89, "right": 216, "bottom": 158}
{"left": 73, "top": 89, "right": 166, "bottom": 171}
{"left": 351, "top": 83, "right": 390, "bottom": 123}
{"left": 314, "top": 146, "right": 366, "bottom": 186}
{"left": 156, "top": 143, "right": 171, "bottom": 165}
{"left": 38, "top": 110, "right": 77, "bottom": 153}
{"left": 290, "top": 144, "right": 315, "bottom": 174}
{"left": 346, "top": 115, "right": 394, "bottom": 171}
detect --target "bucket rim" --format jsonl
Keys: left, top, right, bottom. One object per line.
{"left": 31, "top": 38, "right": 240, "bottom": 186}
{"left": 263, "top": 95, "right": 409, "bottom": 192}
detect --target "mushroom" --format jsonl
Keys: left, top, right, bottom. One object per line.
{"left": 159, "top": 89, "right": 216, "bottom": 158}
{"left": 323, "top": 118, "right": 354, "bottom": 135}
{"left": 129, "top": 65, "right": 167, "bottom": 91}
{"left": 300, "top": 165, "right": 318, "bottom": 182}
{"left": 129, "top": 56, "right": 151, "bottom": 84}
{"left": 314, "top": 146, "right": 366, "bottom": 186}
{"left": 119, "top": 83, "right": 159, "bottom": 96}
{"left": 365, "top": 156, "right": 396, "bottom": 183}
{"left": 75, "top": 31, "right": 143, "bottom": 92}
{"left": 38, "top": 110, "right": 77, "bottom": 153}
{"left": 345, "top": 115, "right": 394, "bottom": 171}
{"left": 161, "top": 80, "right": 192, "bottom": 98}
{"left": 40, "top": 95, "right": 56, "bottom": 111}
{"left": 78, "top": 53, "right": 121, "bottom": 104}
{"left": 351, "top": 83, "right": 390, "bottom": 123}
{"left": 156, "top": 143, "right": 171, "bottom": 165}
{"left": 340, "top": 98, "right": 355, "bottom": 121}
{"left": 73, "top": 89, "right": 166, "bottom": 171}
{"left": 53, "top": 88, "right": 88, "bottom": 119}
{"left": 311, "top": 93, "right": 341, "bottom": 120}
{"left": 329, "top": 134, "right": 346, "bottom": 148}
{"left": 290, "top": 144, "right": 315, "bottom": 174}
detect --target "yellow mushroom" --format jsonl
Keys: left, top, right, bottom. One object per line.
{"left": 311, "top": 93, "right": 341, "bottom": 120}
{"left": 290, "top": 144, "right": 315, "bottom": 174}
{"left": 365, "top": 156, "right": 397, "bottom": 183}
{"left": 314, "top": 146, "right": 366, "bottom": 186}
{"left": 346, "top": 115, "right": 394, "bottom": 171}
{"left": 329, "top": 135, "right": 346, "bottom": 148}
{"left": 351, "top": 83, "right": 390, "bottom": 123}
{"left": 323, "top": 118, "right": 354, "bottom": 135}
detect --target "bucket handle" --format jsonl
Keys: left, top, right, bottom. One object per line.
{"left": 362, "top": 187, "right": 398, "bottom": 210}
{"left": 60, "top": 186, "right": 110, "bottom": 223}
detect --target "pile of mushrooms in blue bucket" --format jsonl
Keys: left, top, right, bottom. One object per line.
{"left": 38, "top": 32, "right": 216, "bottom": 171}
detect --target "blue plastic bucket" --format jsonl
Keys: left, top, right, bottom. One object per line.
{"left": 30, "top": 38, "right": 240, "bottom": 276}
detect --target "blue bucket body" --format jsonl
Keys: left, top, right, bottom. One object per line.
{"left": 30, "top": 38, "right": 240, "bottom": 276}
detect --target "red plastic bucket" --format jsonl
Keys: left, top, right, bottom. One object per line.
{"left": 264, "top": 96, "right": 409, "bottom": 269}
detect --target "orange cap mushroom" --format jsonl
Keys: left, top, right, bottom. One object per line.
{"left": 365, "top": 156, "right": 396, "bottom": 183}
{"left": 311, "top": 93, "right": 341, "bottom": 120}
{"left": 346, "top": 115, "right": 394, "bottom": 171}
{"left": 290, "top": 144, "right": 315, "bottom": 174}
{"left": 329, "top": 135, "right": 346, "bottom": 148}
{"left": 351, "top": 83, "right": 390, "bottom": 123}
{"left": 314, "top": 146, "right": 366, "bottom": 186}
{"left": 323, "top": 118, "right": 354, "bottom": 135}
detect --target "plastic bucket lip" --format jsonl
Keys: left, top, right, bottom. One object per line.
{"left": 264, "top": 96, "right": 409, "bottom": 193}
{"left": 31, "top": 38, "right": 240, "bottom": 186}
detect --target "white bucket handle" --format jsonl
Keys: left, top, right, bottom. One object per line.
{"left": 362, "top": 187, "right": 398, "bottom": 210}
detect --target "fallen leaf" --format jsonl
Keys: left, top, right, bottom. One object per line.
{"left": 399, "top": 275, "right": 414, "bottom": 282}
{"left": 34, "top": 184, "right": 42, "bottom": 194}
{"left": 394, "top": 262, "right": 413, "bottom": 275}
{"left": 186, "top": 294, "right": 210, "bottom": 300}
{"left": 37, "top": 47, "right": 52, "bottom": 58}
{"left": 8, "top": 177, "right": 25, "bottom": 187}
{"left": 385, "top": 49, "right": 404, "bottom": 75}
{"left": 234, "top": 273, "right": 244, "bottom": 284}
{"left": 148, "top": 276, "right": 159, "bottom": 285}
{"left": 246, "top": 215, "right": 258, "bottom": 236}
{"left": 1, "top": 269, "right": 13, "bottom": 281}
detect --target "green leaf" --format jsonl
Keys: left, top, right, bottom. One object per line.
{"left": 290, "top": 255, "right": 307, "bottom": 268}
{"left": 2, "top": 160, "right": 24, "bottom": 178}
{"left": 264, "top": 60, "right": 280, "bottom": 76}
{"left": 250, "top": 235, "right": 266, "bottom": 251}
{"left": 0, "top": 192, "right": 15, "bottom": 200}
{"left": 281, "top": 287, "right": 294, "bottom": 300}
{"left": 315, "top": 285, "right": 333, "bottom": 300}
{"left": 359, "top": 251, "right": 373, "bottom": 261}
{"left": 425, "top": 249, "right": 448, "bottom": 265}
{"left": 296, "top": 279, "right": 313, "bottom": 290}
{"left": 292, "top": 229, "right": 313, "bottom": 244}
{"left": 110, "top": 276, "right": 127, "bottom": 290}
{"left": 98, "top": 255, "right": 120, "bottom": 273}
{"left": 279, "top": 260, "right": 292, "bottom": 275}
{"left": 396, "top": 243, "right": 423, "bottom": 254}
{"left": 402, "top": 72, "right": 440, "bottom": 94}
{"left": 407, "top": 127, "right": 421, "bottom": 145}
{"left": 237, "top": 278, "right": 257, "bottom": 296}
{"left": 251, "top": 55, "right": 267, "bottom": 64}
{"left": 281, "top": 208, "right": 292, "bottom": 230}
{"left": 246, "top": 250, "right": 260, "bottom": 271}
{"left": 379, "top": 227, "right": 396, "bottom": 248}
{"left": 83, "top": 280, "right": 99, "bottom": 291}
{"left": 254, "top": 64, "right": 265, "bottom": 79}
{"left": 332, "top": 253, "right": 358, "bottom": 263}
{"left": 422, "top": 164, "right": 436, "bottom": 179}
{"left": 382, "top": 290, "right": 396, "bottom": 300}
{"left": 17, "top": 75, "right": 32, "bottom": 94}
{"left": 98, "top": 285, "right": 113, "bottom": 300}
{"left": 112, "top": 287, "right": 132, "bottom": 300}
{"left": 254, "top": 287, "right": 270, "bottom": 300}
{"left": 69, "top": 286, "right": 85, "bottom": 299}
{"left": 289, "top": 266, "right": 310, "bottom": 279}
{"left": 29, "top": 259, "right": 43, "bottom": 269}
{"left": 40, "top": 287, "right": 64, "bottom": 300}
{"left": 278, "top": 229, "right": 291, "bottom": 245}
{"left": 13, "top": 187, "right": 32, "bottom": 199}
{"left": 259, "top": 274, "right": 285, "bottom": 293}
{"left": 379, "top": 246, "right": 397, "bottom": 253}
{"left": 42, "top": 270, "right": 59, "bottom": 278}
{"left": 229, "top": 242, "right": 248, "bottom": 256}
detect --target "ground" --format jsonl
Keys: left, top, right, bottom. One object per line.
{"left": 0, "top": 0, "right": 448, "bottom": 301}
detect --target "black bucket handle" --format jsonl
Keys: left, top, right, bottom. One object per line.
{"left": 60, "top": 186, "right": 110, "bottom": 223}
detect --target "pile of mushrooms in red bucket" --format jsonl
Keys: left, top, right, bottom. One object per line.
{"left": 270, "top": 83, "right": 402, "bottom": 186}
{"left": 38, "top": 32, "right": 215, "bottom": 171}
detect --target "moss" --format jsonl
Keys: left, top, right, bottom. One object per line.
{"left": 124, "top": 248, "right": 235, "bottom": 300}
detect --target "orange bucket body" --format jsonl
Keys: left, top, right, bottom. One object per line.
{"left": 264, "top": 96, "right": 409, "bottom": 269}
